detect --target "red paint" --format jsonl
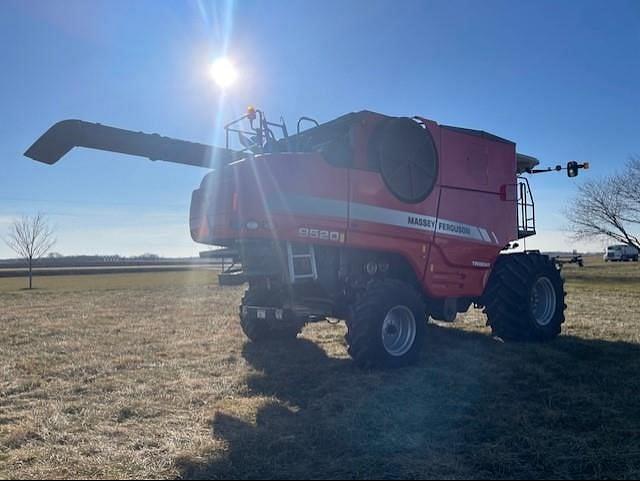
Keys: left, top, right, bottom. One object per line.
{"left": 190, "top": 116, "right": 518, "bottom": 299}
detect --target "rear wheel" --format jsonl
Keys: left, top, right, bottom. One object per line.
{"left": 239, "top": 288, "right": 303, "bottom": 342}
{"left": 482, "top": 253, "right": 566, "bottom": 342}
{"left": 346, "top": 279, "right": 426, "bottom": 368}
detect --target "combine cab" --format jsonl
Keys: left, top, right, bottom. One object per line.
{"left": 26, "top": 107, "right": 587, "bottom": 368}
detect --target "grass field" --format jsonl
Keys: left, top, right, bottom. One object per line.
{"left": 1, "top": 259, "right": 639, "bottom": 479}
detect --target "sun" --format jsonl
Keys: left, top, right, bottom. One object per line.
{"left": 210, "top": 57, "right": 238, "bottom": 89}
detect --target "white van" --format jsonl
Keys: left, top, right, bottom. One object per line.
{"left": 604, "top": 245, "right": 639, "bottom": 262}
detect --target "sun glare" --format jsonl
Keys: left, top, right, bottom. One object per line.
{"left": 210, "top": 57, "right": 238, "bottom": 89}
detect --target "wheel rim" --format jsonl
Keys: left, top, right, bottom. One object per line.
{"left": 530, "top": 277, "right": 557, "bottom": 326}
{"left": 381, "top": 305, "right": 417, "bottom": 357}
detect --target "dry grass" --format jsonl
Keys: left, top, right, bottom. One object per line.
{"left": 0, "top": 270, "right": 217, "bottom": 293}
{"left": 0, "top": 260, "right": 639, "bottom": 479}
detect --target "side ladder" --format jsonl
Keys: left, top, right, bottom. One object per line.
{"left": 286, "top": 242, "right": 318, "bottom": 283}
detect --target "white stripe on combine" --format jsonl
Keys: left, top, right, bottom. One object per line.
{"left": 267, "top": 194, "right": 497, "bottom": 245}
{"left": 350, "top": 203, "right": 437, "bottom": 232}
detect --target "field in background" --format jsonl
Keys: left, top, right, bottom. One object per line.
{"left": 0, "top": 270, "right": 217, "bottom": 293}
{"left": 1, "top": 258, "right": 639, "bottom": 479}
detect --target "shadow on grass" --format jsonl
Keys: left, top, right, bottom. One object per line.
{"left": 177, "top": 325, "right": 640, "bottom": 479}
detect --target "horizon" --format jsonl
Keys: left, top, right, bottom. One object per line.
{"left": 0, "top": 247, "right": 615, "bottom": 263}
{"left": 1, "top": 0, "right": 638, "bottom": 257}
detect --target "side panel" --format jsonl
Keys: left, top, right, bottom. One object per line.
{"left": 245, "top": 153, "right": 349, "bottom": 244}
{"left": 425, "top": 187, "right": 507, "bottom": 297}
{"left": 424, "top": 128, "right": 518, "bottom": 298}
{"left": 346, "top": 170, "right": 439, "bottom": 281}
{"left": 346, "top": 122, "right": 442, "bottom": 287}
{"left": 190, "top": 153, "right": 350, "bottom": 248}
{"left": 439, "top": 127, "right": 516, "bottom": 194}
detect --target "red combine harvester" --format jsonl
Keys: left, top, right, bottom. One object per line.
{"left": 25, "top": 108, "right": 588, "bottom": 368}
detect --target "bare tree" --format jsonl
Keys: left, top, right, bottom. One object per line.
{"left": 568, "top": 157, "right": 640, "bottom": 250}
{"left": 4, "top": 213, "right": 56, "bottom": 289}
{"left": 620, "top": 155, "right": 640, "bottom": 222}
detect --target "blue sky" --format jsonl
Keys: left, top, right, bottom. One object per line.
{"left": 1, "top": 0, "right": 638, "bottom": 257}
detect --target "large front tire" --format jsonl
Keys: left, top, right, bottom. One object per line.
{"left": 346, "top": 280, "right": 426, "bottom": 369}
{"left": 482, "top": 253, "right": 566, "bottom": 342}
